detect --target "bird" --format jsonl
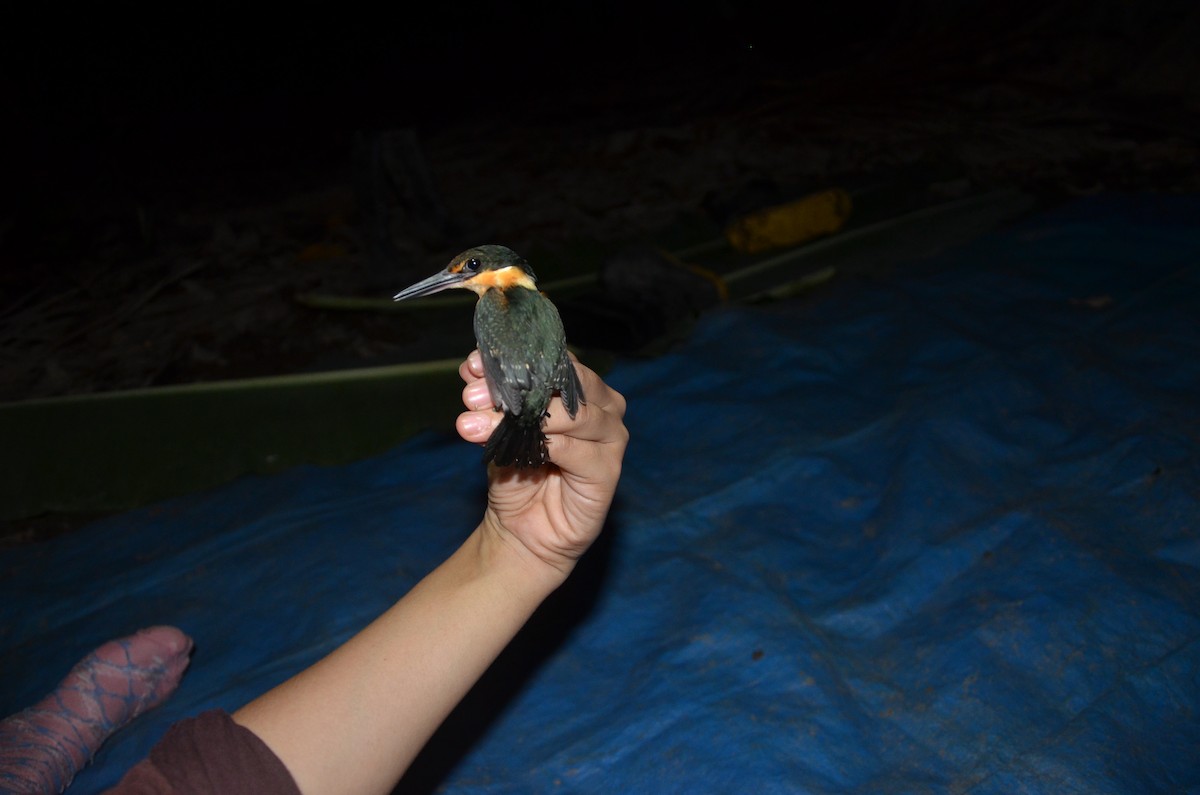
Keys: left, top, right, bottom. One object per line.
{"left": 393, "top": 245, "right": 584, "bottom": 468}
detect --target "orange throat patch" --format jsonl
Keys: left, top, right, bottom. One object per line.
{"left": 460, "top": 266, "right": 537, "bottom": 295}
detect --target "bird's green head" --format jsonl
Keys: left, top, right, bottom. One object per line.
{"left": 393, "top": 245, "right": 538, "bottom": 300}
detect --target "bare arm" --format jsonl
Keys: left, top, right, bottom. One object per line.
{"left": 232, "top": 353, "right": 627, "bottom": 795}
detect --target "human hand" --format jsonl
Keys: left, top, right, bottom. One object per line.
{"left": 456, "top": 350, "right": 628, "bottom": 583}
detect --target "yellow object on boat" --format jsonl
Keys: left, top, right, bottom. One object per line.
{"left": 725, "top": 188, "right": 852, "bottom": 253}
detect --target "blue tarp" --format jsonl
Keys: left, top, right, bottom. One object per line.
{"left": 3, "top": 194, "right": 1199, "bottom": 794}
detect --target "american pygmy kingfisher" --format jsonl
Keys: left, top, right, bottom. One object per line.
{"left": 393, "top": 245, "right": 584, "bottom": 468}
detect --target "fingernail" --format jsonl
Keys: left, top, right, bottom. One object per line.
{"left": 461, "top": 413, "right": 489, "bottom": 435}
{"left": 465, "top": 382, "right": 490, "bottom": 408}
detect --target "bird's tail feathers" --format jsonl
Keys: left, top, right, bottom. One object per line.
{"left": 484, "top": 416, "right": 549, "bottom": 468}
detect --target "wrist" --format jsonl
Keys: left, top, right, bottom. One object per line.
{"left": 474, "top": 512, "right": 575, "bottom": 597}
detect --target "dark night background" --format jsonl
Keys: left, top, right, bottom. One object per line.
{"left": 2, "top": 0, "right": 1198, "bottom": 403}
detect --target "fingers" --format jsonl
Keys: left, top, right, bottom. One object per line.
{"left": 543, "top": 360, "right": 628, "bottom": 478}
{"left": 454, "top": 351, "right": 629, "bottom": 456}
{"left": 462, "top": 379, "right": 492, "bottom": 412}
{"left": 456, "top": 406, "right": 501, "bottom": 445}
{"left": 459, "top": 352, "right": 623, "bottom": 413}
{"left": 538, "top": 359, "right": 625, "bottom": 442}
{"left": 457, "top": 352, "right": 494, "bottom": 444}
{"left": 546, "top": 392, "right": 629, "bottom": 464}
{"left": 562, "top": 358, "right": 627, "bottom": 420}
{"left": 459, "top": 349, "right": 485, "bottom": 383}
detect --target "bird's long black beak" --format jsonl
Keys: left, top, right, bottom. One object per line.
{"left": 392, "top": 269, "right": 469, "bottom": 301}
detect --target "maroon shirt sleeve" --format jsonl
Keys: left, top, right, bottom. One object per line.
{"left": 105, "top": 709, "right": 300, "bottom": 795}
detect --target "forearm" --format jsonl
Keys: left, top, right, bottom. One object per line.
{"left": 232, "top": 524, "right": 566, "bottom": 795}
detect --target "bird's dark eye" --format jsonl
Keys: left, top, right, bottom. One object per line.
{"left": 463, "top": 258, "right": 481, "bottom": 273}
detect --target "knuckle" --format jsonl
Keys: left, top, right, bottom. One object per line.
{"left": 611, "top": 389, "right": 628, "bottom": 417}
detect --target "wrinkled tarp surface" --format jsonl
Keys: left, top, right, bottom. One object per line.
{"left": 3, "top": 194, "right": 1198, "bottom": 794}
